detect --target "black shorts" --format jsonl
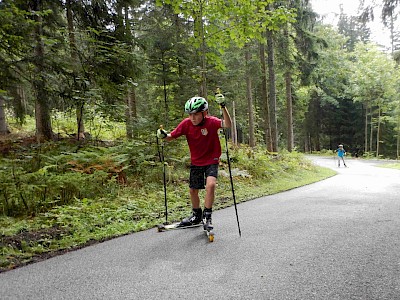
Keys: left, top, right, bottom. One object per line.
{"left": 189, "top": 164, "right": 219, "bottom": 190}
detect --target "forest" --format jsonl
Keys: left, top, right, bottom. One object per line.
{"left": 0, "top": 0, "right": 399, "bottom": 157}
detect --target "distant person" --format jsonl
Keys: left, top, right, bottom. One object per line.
{"left": 336, "top": 144, "right": 347, "bottom": 167}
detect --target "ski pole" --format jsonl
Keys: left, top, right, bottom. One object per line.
{"left": 156, "top": 126, "right": 168, "bottom": 224}
{"left": 224, "top": 131, "right": 242, "bottom": 237}
{"left": 216, "top": 88, "right": 242, "bottom": 237}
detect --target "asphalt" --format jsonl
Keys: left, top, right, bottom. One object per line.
{"left": 1, "top": 156, "right": 400, "bottom": 299}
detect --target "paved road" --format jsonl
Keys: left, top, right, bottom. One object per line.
{"left": 1, "top": 157, "right": 400, "bottom": 299}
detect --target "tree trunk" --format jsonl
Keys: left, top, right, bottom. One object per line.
{"left": 66, "top": 0, "right": 85, "bottom": 140}
{"left": 376, "top": 105, "right": 381, "bottom": 158}
{"left": 197, "top": 2, "right": 207, "bottom": 98}
{"left": 10, "top": 85, "right": 27, "bottom": 123}
{"left": 0, "top": 95, "right": 9, "bottom": 134}
{"left": 231, "top": 101, "right": 238, "bottom": 145}
{"left": 162, "top": 51, "right": 169, "bottom": 126}
{"left": 304, "top": 134, "right": 310, "bottom": 153}
{"left": 259, "top": 41, "right": 272, "bottom": 151}
{"left": 76, "top": 105, "right": 85, "bottom": 140}
{"left": 245, "top": 46, "right": 255, "bottom": 148}
{"left": 283, "top": 25, "right": 294, "bottom": 152}
{"left": 32, "top": 0, "right": 53, "bottom": 141}
{"left": 369, "top": 106, "right": 374, "bottom": 154}
{"left": 390, "top": 12, "right": 395, "bottom": 55}
{"left": 266, "top": 29, "right": 278, "bottom": 152}
{"left": 285, "top": 71, "right": 294, "bottom": 152}
{"left": 364, "top": 103, "right": 368, "bottom": 153}
{"left": 397, "top": 112, "right": 400, "bottom": 159}
{"left": 123, "top": 5, "right": 137, "bottom": 139}
{"left": 125, "top": 86, "right": 137, "bottom": 139}
{"left": 125, "top": 90, "right": 133, "bottom": 139}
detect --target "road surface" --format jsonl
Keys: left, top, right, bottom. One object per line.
{"left": 1, "top": 157, "right": 400, "bottom": 299}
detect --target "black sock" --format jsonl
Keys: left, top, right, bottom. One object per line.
{"left": 193, "top": 208, "right": 202, "bottom": 216}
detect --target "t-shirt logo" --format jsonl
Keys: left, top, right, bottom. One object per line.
{"left": 201, "top": 128, "right": 208, "bottom": 136}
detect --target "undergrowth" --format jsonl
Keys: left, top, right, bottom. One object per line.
{"left": 0, "top": 138, "right": 336, "bottom": 272}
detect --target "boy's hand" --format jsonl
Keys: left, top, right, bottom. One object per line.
{"left": 215, "top": 93, "right": 226, "bottom": 108}
{"left": 157, "top": 128, "right": 168, "bottom": 139}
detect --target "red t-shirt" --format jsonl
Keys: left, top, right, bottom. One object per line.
{"left": 170, "top": 116, "right": 222, "bottom": 166}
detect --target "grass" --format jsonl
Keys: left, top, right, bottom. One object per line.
{"left": 379, "top": 162, "right": 400, "bottom": 169}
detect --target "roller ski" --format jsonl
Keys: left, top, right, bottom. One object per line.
{"left": 157, "top": 208, "right": 203, "bottom": 232}
{"left": 157, "top": 208, "right": 215, "bottom": 242}
{"left": 157, "top": 222, "right": 202, "bottom": 231}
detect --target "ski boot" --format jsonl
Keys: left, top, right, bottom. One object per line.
{"left": 203, "top": 209, "right": 214, "bottom": 242}
{"left": 177, "top": 208, "right": 203, "bottom": 228}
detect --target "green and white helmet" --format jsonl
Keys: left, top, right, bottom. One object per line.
{"left": 184, "top": 97, "right": 208, "bottom": 114}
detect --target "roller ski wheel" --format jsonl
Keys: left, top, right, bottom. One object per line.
{"left": 206, "top": 229, "right": 215, "bottom": 242}
{"left": 203, "top": 214, "right": 214, "bottom": 242}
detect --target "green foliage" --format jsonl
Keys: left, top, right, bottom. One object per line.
{"left": 0, "top": 155, "right": 114, "bottom": 216}
{"left": 0, "top": 137, "right": 162, "bottom": 217}
{"left": 225, "top": 146, "right": 313, "bottom": 180}
{"left": 348, "top": 43, "right": 400, "bottom": 157}
{"left": 362, "top": 151, "right": 376, "bottom": 159}
{"left": 157, "top": 0, "right": 295, "bottom": 67}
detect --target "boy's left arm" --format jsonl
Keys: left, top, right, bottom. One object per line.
{"left": 215, "top": 92, "right": 232, "bottom": 128}
{"left": 221, "top": 107, "right": 232, "bottom": 129}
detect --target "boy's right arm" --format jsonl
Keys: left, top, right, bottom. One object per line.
{"left": 157, "top": 119, "right": 188, "bottom": 141}
{"left": 156, "top": 127, "right": 174, "bottom": 141}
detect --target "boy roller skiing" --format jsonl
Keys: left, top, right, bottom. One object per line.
{"left": 336, "top": 144, "right": 347, "bottom": 167}
{"left": 156, "top": 93, "right": 232, "bottom": 240}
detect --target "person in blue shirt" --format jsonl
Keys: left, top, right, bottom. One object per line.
{"left": 336, "top": 144, "right": 347, "bottom": 167}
